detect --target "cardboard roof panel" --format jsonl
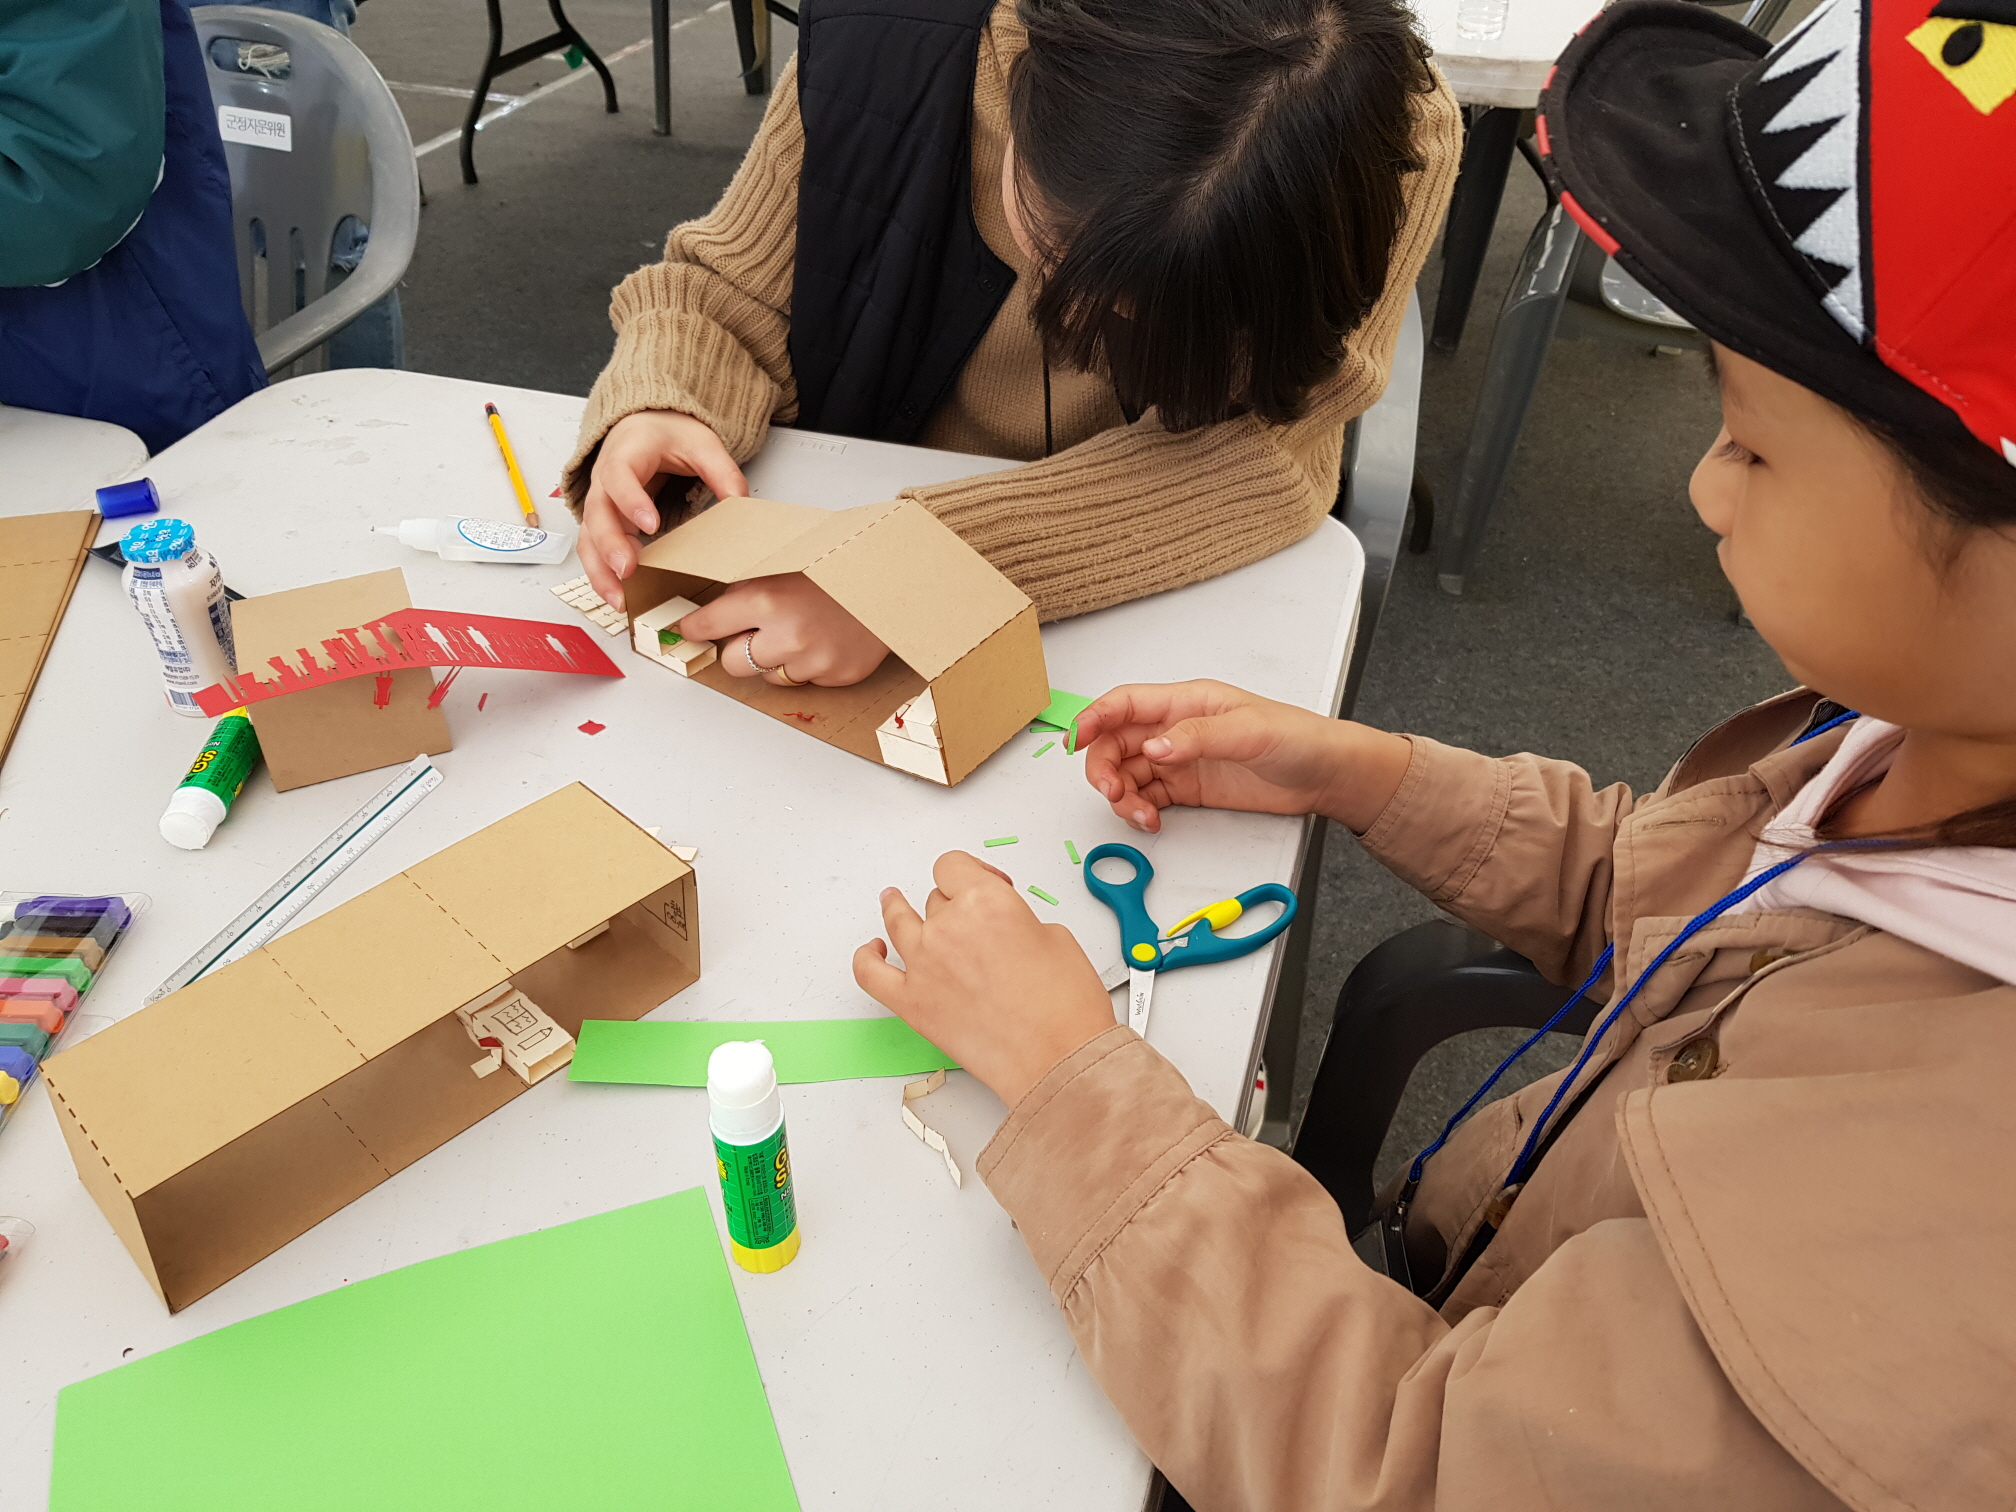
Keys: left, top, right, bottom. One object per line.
{"left": 234, "top": 568, "right": 412, "bottom": 674}
{"left": 260, "top": 877, "right": 509, "bottom": 1059}
{"left": 401, "top": 784, "right": 687, "bottom": 965}
{"left": 45, "top": 953, "right": 366, "bottom": 1197}
{"left": 634, "top": 496, "right": 825, "bottom": 584}
{"left": 801, "top": 502, "right": 1030, "bottom": 682}
{"left": 742, "top": 499, "right": 895, "bottom": 579}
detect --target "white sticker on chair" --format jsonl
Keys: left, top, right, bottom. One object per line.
{"left": 217, "top": 106, "right": 292, "bottom": 151}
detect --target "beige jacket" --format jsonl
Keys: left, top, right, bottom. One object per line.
{"left": 562, "top": 1, "right": 1461, "bottom": 622}
{"left": 980, "top": 691, "right": 2016, "bottom": 1510}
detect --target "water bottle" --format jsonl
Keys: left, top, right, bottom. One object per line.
{"left": 1456, "top": 0, "right": 1508, "bottom": 41}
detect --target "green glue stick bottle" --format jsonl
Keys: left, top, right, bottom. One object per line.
{"left": 707, "top": 1040, "right": 800, "bottom": 1273}
{"left": 159, "top": 706, "right": 262, "bottom": 850}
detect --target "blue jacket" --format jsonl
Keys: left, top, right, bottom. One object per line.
{"left": 0, "top": 0, "right": 265, "bottom": 453}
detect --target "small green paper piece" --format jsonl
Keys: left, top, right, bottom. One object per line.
{"left": 563, "top": 42, "right": 585, "bottom": 67}
{"left": 1031, "top": 741, "right": 1055, "bottom": 758}
{"left": 1027, "top": 886, "right": 1060, "bottom": 906}
{"left": 1065, "top": 841, "right": 1081, "bottom": 864}
{"left": 51, "top": 1190, "right": 800, "bottom": 1511}
{"left": 983, "top": 835, "right": 1018, "bottom": 848}
{"left": 658, "top": 626, "right": 684, "bottom": 647}
{"left": 1030, "top": 688, "right": 1097, "bottom": 752}
{"left": 571, "top": 1017, "right": 957, "bottom": 1087}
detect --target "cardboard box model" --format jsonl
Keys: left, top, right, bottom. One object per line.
{"left": 42, "top": 784, "right": 699, "bottom": 1312}
{"left": 625, "top": 496, "right": 1050, "bottom": 785}
{"left": 231, "top": 569, "right": 452, "bottom": 790}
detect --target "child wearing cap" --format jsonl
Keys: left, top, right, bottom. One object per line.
{"left": 852, "top": 0, "right": 2016, "bottom": 1504}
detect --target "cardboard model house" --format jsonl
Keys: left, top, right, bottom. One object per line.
{"left": 231, "top": 569, "right": 453, "bottom": 790}
{"left": 42, "top": 784, "right": 699, "bottom": 1312}
{"left": 624, "top": 497, "right": 1049, "bottom": 785}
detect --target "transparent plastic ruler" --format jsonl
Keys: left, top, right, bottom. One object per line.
{"left": 146, "top": 755, "right": 444, "bottom": 1004}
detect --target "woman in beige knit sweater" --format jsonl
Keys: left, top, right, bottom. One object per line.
{"left": 565, "top": 0, "right": 1459, "bottom": 688}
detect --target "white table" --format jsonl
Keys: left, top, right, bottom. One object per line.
{"left": 0, "top": 369, "right": 1361, "bottom": 1511}
{"left": 0, "top": 404, "right": 148, "bottom": 512}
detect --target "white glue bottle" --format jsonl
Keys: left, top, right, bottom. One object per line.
{"left": 374, "top": 516, "right": 575, "bottom": 565}
{"left": 122, "top": 518, "right": 236, "bottom": 718}
{"left": 707, "top": 1041, "right": 801, "bottom": 1273}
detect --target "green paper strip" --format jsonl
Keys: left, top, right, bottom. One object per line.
{"left": 983, "top": 835, "right": 1017, "bottom": 848}
{"left": 1065, "top": 841, "right": 1081, "bottom": 864}
{"left": 1030, "top": 688, "right": 1096, "bottom": 752}
{"left": 1027, "top": 886, "right": 1059, "bottom": 906}
{"left": 570, "top": 1017, "right": 957, "bottom": 1087}
{"left": 51, "top": 1189, "right": 799, "bottom": 1512}
{"left": 1031, "top": 741, "right": 1055, "bottom": 758}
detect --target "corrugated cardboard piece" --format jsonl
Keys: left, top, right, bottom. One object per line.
{"left": 627, "top": 497, "right": 1048, "bottom": 784}
{"left": 0, "top": 510, "right": 97, "bottom": 771}
{"left": 231, "top": 568, "right": 452, "bottom": 790}
{"left": 43, "top": 784, "right": 701, "bottom": 1312}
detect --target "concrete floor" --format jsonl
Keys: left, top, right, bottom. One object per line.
{"left": 344, "top": 5, "right": 1792, "bottom": 1190}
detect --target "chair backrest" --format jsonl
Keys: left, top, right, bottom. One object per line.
{"left": 191, "top": 7, "right": 418, "bottom": 375}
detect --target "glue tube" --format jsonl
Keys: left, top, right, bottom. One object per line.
{"left": 707, "top": 1041, "right": 800, "bottom": 1273}
{"left": 160, "top": 707, "right": 262, "bottom": 849}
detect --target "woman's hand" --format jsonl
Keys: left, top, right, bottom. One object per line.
{"left": 1075, "top": 680, "right": 1413, "bottom": 835}
{"left": 853, "top": 852, "right": 1118, "bottom": 1110}
{"left": 579, "top": 411, "right": 749, "bottom": 608}
{"left": 679, "top": 573, "right": 891, "bottom": 687}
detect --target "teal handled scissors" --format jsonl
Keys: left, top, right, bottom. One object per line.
{"left": 1082, "top": 842, "right": 1299, "bottom": 1037}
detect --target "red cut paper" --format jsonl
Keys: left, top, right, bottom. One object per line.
{"left": 578, "top": 720, "right": 606, "bottom": 735}
{"left": 193, "top": 608, "right": 623, "bottom": 718}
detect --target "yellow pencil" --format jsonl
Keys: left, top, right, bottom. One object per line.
{"left": 484, "top": 401, "right": 539, "bottom": 528}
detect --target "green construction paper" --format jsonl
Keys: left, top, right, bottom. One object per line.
{"left": 1027, "top": 886, "right": 1059, "bottom": 906}
{"left": 1031, "top": 741, "right": 1055, "bottom": 758}
{"left": 51, "top": 1190, "right": 799, "bottom": 1512}
{"left": 570, "top": 1018, "right": 957, "bottom": 1087}
{"left": 1029, "top": 688, "right": 1096, "bottom": 751}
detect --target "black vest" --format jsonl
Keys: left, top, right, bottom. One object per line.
{"left": 788, "top": 0, "right": 1015, "bottom": 444}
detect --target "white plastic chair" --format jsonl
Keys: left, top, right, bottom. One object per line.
{"left": 193, "top": 6, "right": 419, "bottom": 375}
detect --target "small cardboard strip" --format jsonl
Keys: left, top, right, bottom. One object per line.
{"left": 901, "top": 1069, "right": 961, "bottom": 1188}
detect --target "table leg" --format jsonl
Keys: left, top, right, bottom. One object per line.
{"left": 732, "top": 0, "right": 771, "bottom": 94}
{"left": 1254, "top": 816, "right": 1328, "bottom": 1150}
{"left": 652, "top": 0, "right": 671, "bottom": 135}
{"left": 1430, "top": 106, "right": 1521, "bottom": 352}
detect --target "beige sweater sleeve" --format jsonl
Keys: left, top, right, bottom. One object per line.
{"left": 979, "top": 1028, "right": 1843, "bottom": 1512}
{"left": 906, "top": 81, "right": 1462, "bottom": 622}
{"left": 563, "top": 57, "right": 806, "bottom": 498}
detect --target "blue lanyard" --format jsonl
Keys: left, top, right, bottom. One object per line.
{"left": 1402, "top": 707, "right": 1861, "bottom": 1197}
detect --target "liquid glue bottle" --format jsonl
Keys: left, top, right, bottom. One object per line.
{"left": 373, "top": 516, "right": 575, "bottom": 565}
{"left": 121, "top": 518, "right": 235, "bottom": 718}
{"left": 707, "top": 1040, "right": 800, "bottom": 1273}
{"left": 160, "top": 706, "right": 263, "bottom": 849}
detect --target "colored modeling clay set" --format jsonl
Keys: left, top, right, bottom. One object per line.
{"left": 0, "top": 892, "right": 142, "bottom": 1127}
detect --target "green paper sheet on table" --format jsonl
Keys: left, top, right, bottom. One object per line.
{"left": 50, "top": 1189, "right": 800, "bottom": 1512}
{"left": 571, "top": 1017, "right": 957, "bottom": 1087}
{"left": 1030, "top": 687, "right": 1096, "bottom": 752}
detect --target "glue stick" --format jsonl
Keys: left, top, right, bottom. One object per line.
{"left": 707, "top": 1041, "right": 800, "bottom": 1273}
{"left": 160, "top": 707, "right": 262, "bottom": 849}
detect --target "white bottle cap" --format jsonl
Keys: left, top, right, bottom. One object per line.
{"left": 707, "top": 1040, "right": 782, "bottom": 1144}
{"left": 159, "top": 786, "right": 228, "bottom": 850}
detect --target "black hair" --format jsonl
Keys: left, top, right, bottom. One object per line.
{"left": 1007, "top": 0, "right": 1434, "bottom": 432}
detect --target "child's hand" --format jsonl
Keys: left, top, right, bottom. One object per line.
{"left": 852, "top": 853, "right": 1118, "bottom": 1110}
{"left": 680, "top": 573, "right": 891, "bottom": 686}
{"left": 578, "top": 411, "right": 749, "bottom": 609}
{"left": 1076, "top": 680, "right": 1412, "bottom": 835}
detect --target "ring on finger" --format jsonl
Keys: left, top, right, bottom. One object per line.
{"left": 743, "top": 631, "right": 785, "bottom": 675}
